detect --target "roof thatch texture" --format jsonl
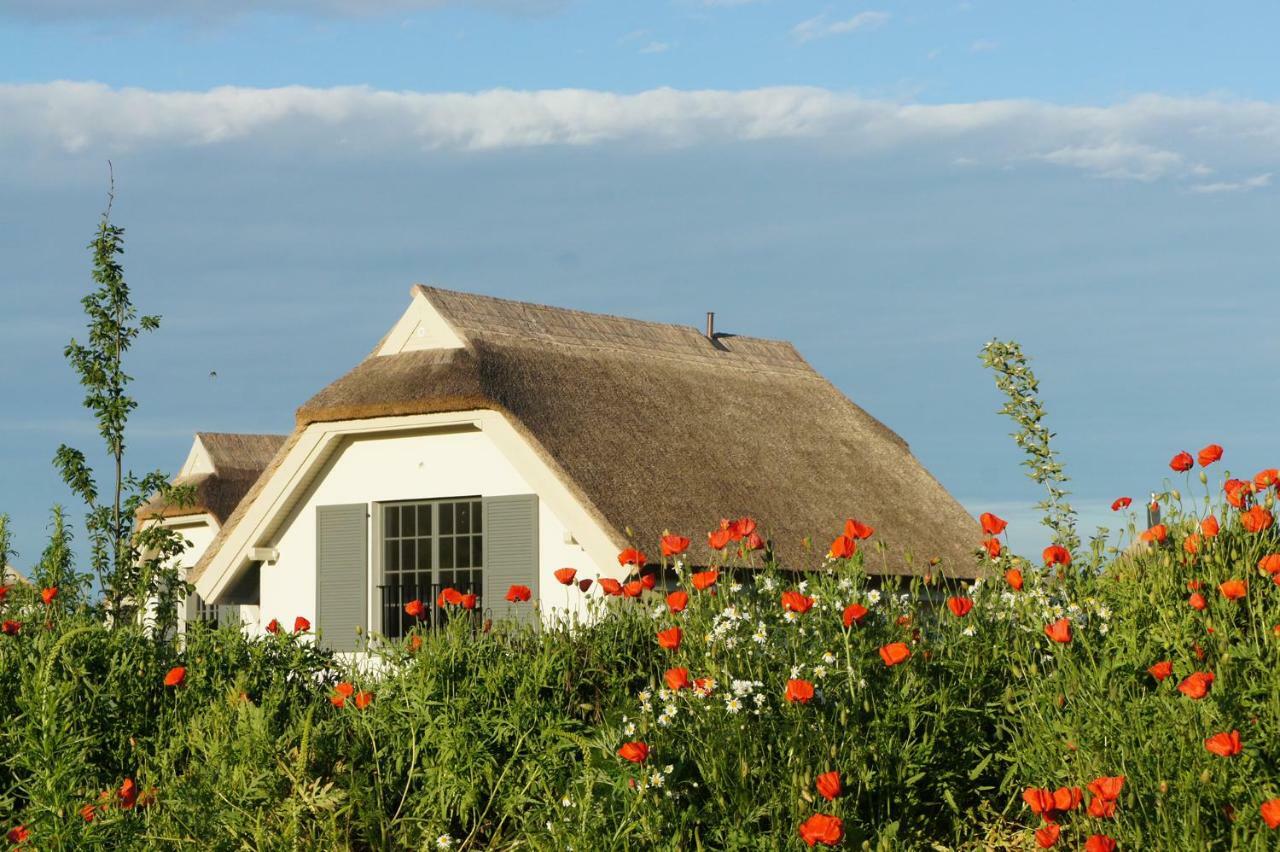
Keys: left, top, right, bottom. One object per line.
{"left": 271, "top": 286, "right": 979, "bottom": 576}
{"left": 139, "top": 433, "right": 287, "bottom": 525}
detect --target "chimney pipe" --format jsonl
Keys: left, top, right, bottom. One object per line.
{"left": 705, "top": 311, "right": 715, "bottom": 339}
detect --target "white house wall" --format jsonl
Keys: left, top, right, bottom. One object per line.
{"left": 257, "top": 428, "right": 606, "bottom": 638}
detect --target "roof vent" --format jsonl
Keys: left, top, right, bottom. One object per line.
{"left": 705, "top": 311, "right": 715, "bottom": 339}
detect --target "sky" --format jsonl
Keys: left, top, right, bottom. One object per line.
{"left": 2, "top": 1, "right": 1279, "bottom": 570}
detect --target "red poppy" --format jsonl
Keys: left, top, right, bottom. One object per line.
{"left": 842, "top": 603, "right": 868, "bottom": 628}
{"left": 707, "top": 528, "right": 732, "bottom": 550}
{"left": 815, "top": 770, "right": 842, "bottom": 801}
{"left": 598, "top": 578, "right": 622, "bottom": 596}
{"left": 640, "top": 572, "right": 658, "bottom": 590}
{"left": 785, "top": 678, "right": 815, "bottom": 703}
{"left": 1147, "top": 660, "right": 1173, "bottom": 681}
{"left": 331, "top": 682, "right": 354, "bottom": 707}
{"left": 946, "top": 596, "right": 973, "bottom": 618}
{"left": 1044, "top": 618, "right": 1071, "bottom": 644}
{"left": 40, "top": 587, "right": 57, "bottom": 605}
{"left": 1139, "top": 524, "right": 1168, "bottom": 544}
{"left": 693, "top": 677, "right": 714, "bottom": 695}
{"left": 1255, "top": 468, "right": 1280, "bottom": 490}
{"left": 119, "top": 777, "right": 138, "bottom": 810}
{"left": 442, "top": 587, "right": 464, "bottom": 606}
{"left": 980, "top": 537, "right": 1001, "bottom": 560}
{"left": 1224, "top": 482, "right": 1252, "bottom": 514}
{"left": 293, "top": 616, "right": 311, "bottom": 633}
{"left": 0, "top": 586, "right": 7, "bottom": 602}
{"left": 79, "top": 803, "right": 97, "bottom": 823}
{"left": 797, "top": 813, "right": 843, "bottom": 847}
{"left": 577, "top": 578, "right": 593, "bottom": 593}
{"left": 1177, "top": 671, "right": 1215, "bottom": 699}
{"left": 844, "top": 518, "right": 875, "bottom": 540}
{"left": 1042, "top": 545, "right": 1071, "bottom": 567}
{"left": 1258, "top": 554, "right": 1280, "bottom": 574}
{"left": 879, "top": 642, "right": 911, "bottom": 667}
{"left": 1188, "top": 579, "right": 1202, "bottom": 590}
{"left": 1110, "top": 497, "right": 1132, "bottom": 511}
{"left": 980, "top": 512, "right": 1007, "bottom": 536}
{"left": 1, "top": 621, "right": 18, "bottom": 636}
{"left": 1170, "top": 451, "right": 1194, "bottom": 472}
{"left": 622, "top": 580, "right": 644, "bottom": 598}
{"left": 1086, "top": 776, "right": 1124, "bottom": 801}
{"left": 1242, "top": 505, "right": 1274, "bottom": 533}
{"left": 1262, "top": 798, "right": 1280, "bottom": 830}
{"left": 1087, "top": 797, "right": 1116, "bottom": 819}
{"left": 164, "top": 666, "right": 186, "bottom": 688}
{"left": 1183, "top": 534, "right": 1202, "bottom": 555}
{"left": 6, "top": 826, "right": 28, "bottom": 844}
{"left": 1052, "top": 787, "right": 1082, "bottom": 812}
{"left": 666, "top": 590, "right": 688, "bottom": 613}
{"left": 553, "top": 567, "right": 577, "bottom": 586}
{"left": 1219, "top": 579, "right": 1247, "bottom": 600}
{"left": 1034, "top": 823, "right": 1061, "bottom": 848}
{"left": 617, "top": 741, "right": 649, "bottom": 763}
{"left": 1005, "top": 568, "right": 1024, "bottom": 591}
{"left": 1204, "top": 730, "right": 1242, "bottom": 757}
{"left": 266, "top": 618, "right": 281, "bottom": 634}
{"left": 408, "top": 634, "right": 423, "bottom": 652}
{"left": 1200, "top": 516, "right": 1220, "bottom": 538}
{"left": 1084, "top": 835, "right": 1117, "bottom": 852}
{"left": 664, "top": 667, "right": 690, "bottom": 691}
{"left": 505, "top": 585, "right": 532, "bottom": 603}
{"left": 617, "top": 548, "right": 646, "bottom": 567}
{"left": 656, "top": 626, "right": 682, "bottom": 651}
{"left": 354, "top": 691, "right": 374, "bottom": 710}
{"left": 828, "top": 535, "right": 857, "bottom": 559}
{"left": 744, "top": 531, "right": 766, "bottom": 552}
{"left": 781, "top": 590, "right": 814, "bottom": 614}
{"left": 459, "top": 593, "right": 477, "bottom": 610}
{"left": 691, "top": 570, "right": 719, "bottom": 591}
{"left": 1189, "top": 592, "right": 1207, "bottom": 611}
{"left": 1023, "top": 787, "right": 1054, "bottom": 817}
{"left": 1198, "top": 443, "right": 1224, "bottom": 467}
{"left": 660, "top": 535, "right": 690, "bottom": 557}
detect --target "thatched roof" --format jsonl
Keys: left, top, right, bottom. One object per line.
{"left": 139, "top": 433, "right": 287, "bottom": 525}
{"left": 193, "top": 286, "right": 980, "bottom": 582}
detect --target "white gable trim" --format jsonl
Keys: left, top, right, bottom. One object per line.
{"left": 375, "top": 285, "right": 466, "bottom": 356}
{"left": 178, "top": 436, "right": 214, "bottom": 478}
{"left": 194, "top": 410, "right": 625, "bottom": 603}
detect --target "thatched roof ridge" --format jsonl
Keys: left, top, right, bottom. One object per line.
{"left": 139, "top": 433, "right": 287, "bottom": 525}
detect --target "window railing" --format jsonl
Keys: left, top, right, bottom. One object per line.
{"left": 378, "top": 582, "right": 485, "bottom": 639}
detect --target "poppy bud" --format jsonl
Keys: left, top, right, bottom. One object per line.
{"left": 1199, "top": 471, "right": 1208, "bottom": 485}
{"left": 1159, "top": 781, "right": 1168, "bottom": 794}
{"left": 1200, "top": 769, "right": 1212, "bottom": 784}
{"left": 1172, "top": 489, "right": 1181, "bottom": 501}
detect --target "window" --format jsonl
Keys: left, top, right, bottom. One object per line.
{"left": 191, "top": 593, "right": 219, "bottom": 627}
{"left": 379, "top": 498, "right": 483, "bottom": 638}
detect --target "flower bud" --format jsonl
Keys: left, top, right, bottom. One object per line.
{"left": 1199, "top": 471, "right": 1208, "bottom": 485}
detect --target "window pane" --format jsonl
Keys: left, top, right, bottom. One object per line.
{"left": 401, "top": 505, "right": 416, "bottom": 537}
{"left": 472, "top": 501, "right": 482, "bottom": 533}
{"left": 416, "top": 541, "right": 432, "bottom": 573}
{"left": 438, "top": 569, "right": 454, "bottom": 589}
{"left": 440, "top": 503, "right": 454, "bottom": 535}
{"left": 456, "top": 502, "right": 471, "bottom": 533}
{"left": 417, "top": 504, "right": 432, "bottom": 536}
{"left": 385, "top": 540, "right": 399, "bottom": 573}
{"left": 401, "top": 540, "right": 415, "bottom": 573}
{"left": 385, "top": 506, "right": 400, "bottom": 538}
{"left": 456, "top": 539, "right": 470, "bottom": 569}
{"left": 440, "top": 537, "right": 454, "bottom": 569}
{"left": 472, "top": 536, "right": 483, "bottom": 568}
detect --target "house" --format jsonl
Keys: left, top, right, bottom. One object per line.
{"left": 167, "top": 286, "right": 978, "bottom": 650}
{"left": 139, "top": 431, "right": 287, "bottom": 631}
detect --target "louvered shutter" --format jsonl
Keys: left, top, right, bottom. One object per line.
{"left": 483, "top": 495, "right": 539, "bottom": 626}
{"left": 316, "top": 503, "right": 368, "bottom": 652}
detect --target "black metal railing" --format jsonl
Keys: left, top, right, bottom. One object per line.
{"left": 378, "top": 581, "right": 485, "bottom": 639}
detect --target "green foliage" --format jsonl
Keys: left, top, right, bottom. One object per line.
{"left": 981, "top": 339, "right": 1080, "bottom": 554}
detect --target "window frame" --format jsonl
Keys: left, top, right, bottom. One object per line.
{"left": 374, "top": 496, "right": 484, "bottom": 638}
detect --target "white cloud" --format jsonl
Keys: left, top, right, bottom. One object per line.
{"left": 639, "top": 41, "right": 672, "bottom": 54}
{"left": 970, "top": 39, "right": 998, "bottom": 53}
{"left": 3, "top": 83, "right": 1280, "bottom": 188}
{"left": 0, "top": 0, "right": 565, "bottom": 21}
{"left": 1188, "top": 172, "right": 1272, "bottom": 194}
{"left": 792, "top": 10, "right": 889, "bottom": 43}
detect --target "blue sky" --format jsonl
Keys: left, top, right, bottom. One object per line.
{"left": 2, "top": 1, "right": 1279, "bottom": 570}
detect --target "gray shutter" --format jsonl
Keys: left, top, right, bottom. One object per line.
{"left": 316, "top": 503, "right": 368, "bottom": 652}
{"left": 483, "top": 495, "right": 539, "bottom": 626}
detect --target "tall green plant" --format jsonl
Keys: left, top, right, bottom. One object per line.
{"left": 51, "top": 173, "right": 190, "bottom": 629}
{"left": 980, "top": 340, "right": 1080, "bottom": 554}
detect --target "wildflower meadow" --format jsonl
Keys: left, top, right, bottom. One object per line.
{"left": 3, "top": 447, "right": 1280, "bottom": 849}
